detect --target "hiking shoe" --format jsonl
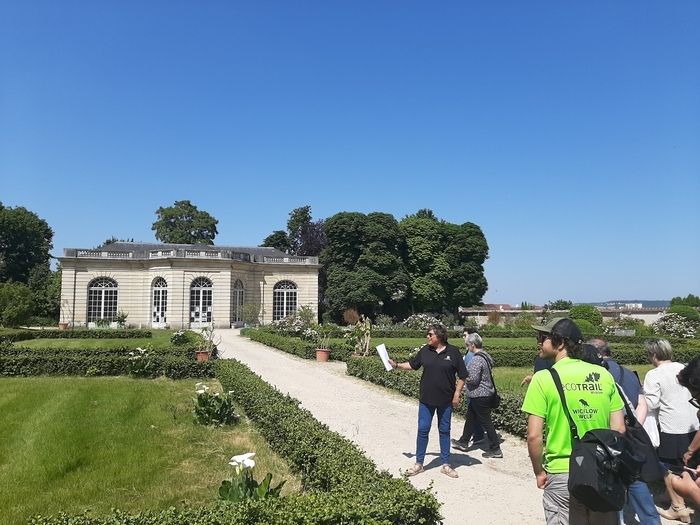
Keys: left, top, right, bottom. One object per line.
{"left": 482, "top": 448, "right": 503, "bottom": 459}
{"left": 403, "top": 463, "right": 425, "bottom": 477}
{"left": 441, "top": 464, "right": 459, "bottom": 478}
{"left": 472, "top": 437, "right": 486, "bottom": 445}
{"left": 451, "top": 438, "right": 469, "bottom": 452}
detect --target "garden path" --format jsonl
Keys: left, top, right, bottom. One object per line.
{"left": 217, "top": 328, "right": 544, "bottom": 524}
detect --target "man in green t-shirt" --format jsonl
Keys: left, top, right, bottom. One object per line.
{"left": 522, "top": 318, "right": 625, "bottom": 525}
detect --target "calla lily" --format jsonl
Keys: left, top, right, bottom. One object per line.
{"left": 229, "top": 452, "right": 256, "bottom": 470}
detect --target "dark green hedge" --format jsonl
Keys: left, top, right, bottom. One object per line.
{"left": 0, "top": 328, "right": 153, "bottom": 342}
{"left": 245, "top": 330, "right": 354, "bottom": 362}
{"left": 4, "top": 346, "right": 194, "bottom": 359}
{"left": 0, "top": 352, "right": 214, "bottom": 379}
{"left": 346, "top": 356, "right": 528, "bottom": 438}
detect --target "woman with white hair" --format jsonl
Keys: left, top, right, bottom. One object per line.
{"left": 644, "top": 338, "right": 700, "bottom": 523}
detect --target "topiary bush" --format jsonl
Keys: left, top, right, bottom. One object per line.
{"left": 667, "top": 305, "right": 700, "bottom": 322}
{"left": 568, "top": 305, "right": 603, "bottom": 327}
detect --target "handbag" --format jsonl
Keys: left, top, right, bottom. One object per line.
{"left": 476, "top": 353, "right": 501, "bottom": 409}
{"left": 549, "top": 368, "right": 644, "bottom": 512}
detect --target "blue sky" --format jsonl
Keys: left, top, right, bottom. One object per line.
{"left": 1, "top": 1, "right": 698, "bottom": 306}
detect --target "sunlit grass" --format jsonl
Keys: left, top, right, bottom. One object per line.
{"left": 0, "top": 377, "right": 300, "bottom": 525}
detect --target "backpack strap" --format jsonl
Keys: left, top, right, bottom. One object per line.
{"left": 616, "top": 383, "right": 638, "bottom": 427}
{"left": 475, "top": 352, "right": 498, "bottom": 395}
{"left": 548, "top": 367, "right": 580, "bottom": 442}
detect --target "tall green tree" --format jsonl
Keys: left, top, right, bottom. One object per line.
{"left": 321, "top": 212, "right": 408, "bottom": 319}
{"left": 28, "top": 264, "right": 61, "bottom": 320}
{"left": 399, "top": 212, "right": 488, "bottom": 313}
{"left": 0, "top": 202, "right": 54, "bottom": 283}
{"left": 261, "top": 230, "right": 291, "bottom": 253}
{"left": 151, "top": 200, "right": 218, "bottom": 244}
{"left": 261, "top": 206, "right": 326, "bottom": 256}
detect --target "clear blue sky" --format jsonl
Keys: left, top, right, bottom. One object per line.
{"left": 2, "top": 1, "right": 698, "bottom": 306}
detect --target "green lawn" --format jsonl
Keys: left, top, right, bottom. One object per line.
{"left": 0, "top": 377, "right": 300, "bottom": 525}
{"left": 494, "top": 364, "right": 654, "bottom": 392}
{"left": 13, "top": 329, "right": 197, "bottom": 350}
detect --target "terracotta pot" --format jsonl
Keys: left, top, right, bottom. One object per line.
{"left": 195, "top": 351, "right": 210, "bottom": 362}
{"left": 315, "top": 348, "right": 331, "bottom": 362}
{"left": 58, "top": 322, "right": 69, "bottom": 330}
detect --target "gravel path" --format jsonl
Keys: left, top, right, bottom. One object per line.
{"left": 218, "top": 329, "right": 546, "bottom": 524}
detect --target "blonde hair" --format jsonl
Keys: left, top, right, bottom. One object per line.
{"left": 645, "top": 338, "right": 673, "bottom": 361}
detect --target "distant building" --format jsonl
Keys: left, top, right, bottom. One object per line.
{"left": 59, "top": 242, "right": 320, "bottom": 329}
{"left": 459, "top": 305, "right": 664, "bottom": 327}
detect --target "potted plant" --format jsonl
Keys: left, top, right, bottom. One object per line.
{"left": 196, "top": 324, "right": 220, "bottom": 362}
{"left": 240, "top": 303, "right": 259, "bottom": 328}
{"left": 315, "top": 324, "right": 332, "bottom": 362}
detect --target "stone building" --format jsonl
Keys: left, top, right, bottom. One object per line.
{"left": 58, "top": 242, "right": 320, "bottom": 329}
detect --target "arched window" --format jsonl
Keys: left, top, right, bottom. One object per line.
{"left": 87, "top": 277, "right": 118, "bottom": 322}
{"left": 152, "top": 277, "right": 168, "bottom": 326}
{"left": 273, "top": 280, "right": 297, "bottom": 321}
{"left": 231, "top": 279, "right": 245, "bottom": 324}
{"left": 190, "top": 277, "right": 213, "bottom": 326}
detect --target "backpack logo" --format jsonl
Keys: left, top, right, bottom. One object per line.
{"left": 575, "top": 456, "right": 584, "bottom": 466}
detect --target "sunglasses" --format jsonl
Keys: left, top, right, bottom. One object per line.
{"left": 426, "top": 332, "right": 435, "bottom": 337}
{"left": 536, "top": 332, "right": 552, "bottom": 344}
{"left": 690, "top": 398, "right": 700, "bottom": 409}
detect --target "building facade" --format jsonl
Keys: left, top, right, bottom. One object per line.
{"left": 59, "top": 242, "right": 320, "bottom": 329}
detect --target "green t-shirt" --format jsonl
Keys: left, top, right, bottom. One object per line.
{"left": 521, "top": 357, "right": 624, "bottom": 473}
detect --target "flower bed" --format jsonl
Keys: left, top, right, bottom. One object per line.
{"left": 243, "top": 329, "right": 353, "bottom": 361}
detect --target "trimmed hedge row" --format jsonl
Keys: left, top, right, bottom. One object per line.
{"left": 4, "top": 346, "right": 194, "bottom": 359}
{"left": 0, "top": 354, "right": 214, "bottom": 379}
{"left": 245, "top": 330, "right": 354, "bottom": 362}
{"left": 0, "top": 345, "right": 214, "bottom": 379}
{"left": 0, "top": 328, "right": 153, "bottom": 342}
{"left": 215, "top": 359, "right": 442, "bottom": 521}
{"left": 346, "top": 356, "right": 528, "bottom": 438}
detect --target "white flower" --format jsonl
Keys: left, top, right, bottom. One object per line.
{"left": 229, "top": 452, "right": 256, "bottom": 469}
{"left": 195, "top": 382, "right": 210, "bottom": 395}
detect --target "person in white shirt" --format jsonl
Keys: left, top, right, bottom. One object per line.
{"left": 644, "top": 339, "right": 700, "bottom": 523}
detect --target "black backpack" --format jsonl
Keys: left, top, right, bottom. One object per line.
{"left": 548, "top": 368, "right": 644, "bottom": 512}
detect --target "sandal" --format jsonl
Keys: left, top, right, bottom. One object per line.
{"left": 441, "top": 464, "right": 459, "bottom": 478}
{"left": 403, "top": 463, "right": 425, "bottom": 477}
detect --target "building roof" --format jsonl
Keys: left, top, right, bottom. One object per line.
{"left": 96, "top": 241, "right": 288, "bottom": 258}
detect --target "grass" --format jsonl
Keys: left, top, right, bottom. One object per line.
{"left": 0, "top": 376, "right": 300, "bottom": 525}
{"left": 494, "top": 364, "right": 654, "bottom": 393}
{"left": 13, "top": 329, "right": 197, "bottom": 350}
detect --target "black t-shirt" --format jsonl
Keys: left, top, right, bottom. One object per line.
{"left": 534, "top": 356, "right": 554, "bottom": 372}
{"left": 409, "top": 343, "right": 468, "bottom": 406}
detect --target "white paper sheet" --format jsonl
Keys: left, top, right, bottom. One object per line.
{"left": 375, "top": 343, "right": 393, "bottom": 372}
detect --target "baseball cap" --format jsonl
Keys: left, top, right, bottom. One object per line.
{"left": 531, "top": 317, "right": 583, "bottom": 344}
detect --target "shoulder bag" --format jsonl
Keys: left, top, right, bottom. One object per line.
{"left": 548, "top": 367, "right": 643, "bottom": 512}
{"left": 476, "top": 353, "right": 501, "bottom": 409}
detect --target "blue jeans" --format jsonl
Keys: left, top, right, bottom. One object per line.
{"left": 416, "top": 402, "right": 452, "bottom": 465}
{"left": 622, "top": 480, "right": 660, "bottom": 525}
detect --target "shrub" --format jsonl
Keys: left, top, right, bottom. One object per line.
{"left": 245, "top": 329, "right": 352, "bottom": 361}
{"left": 0, "top": 281, "right": 33, "bottom": 327}
{"left": 193, "top": 382, "right": 239, "bottom": 426}
{"left": 652, "top": 313, "right": 698, "bottom": 339}
{"left": 568, "top": 305, "right": 603, "bottom": 326}
{"left": 572, "top": 319, "right": 596, "bottom": 334}
{"left": 507, "top": 312, "right": 538, "bottom": 330}
{"left": 402, "top": 313, "right": 440, "bottom": 330}
{"left": 342, "top": 307, "right": 360, "bottom": 325}
{"left": 374, "top": 314, "right": 394, "bottom": 327}
{"left": 668, "top": 305, "right": 700, "bottom": 322}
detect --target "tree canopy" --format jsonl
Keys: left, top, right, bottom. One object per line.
{"left": 321, "top": 209, "right": 489, "bottom": 320}
{"left": 0, "top": 202, "right": 54, "bottom": 283}
{"left": 261, "top": 206, "right": 326, "bottom": 256}
{"left": 151, "top": 200, "right": 218, "bottom": 245}
{"left": 671, "top": 294, "right": 700, "bottom": 307}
